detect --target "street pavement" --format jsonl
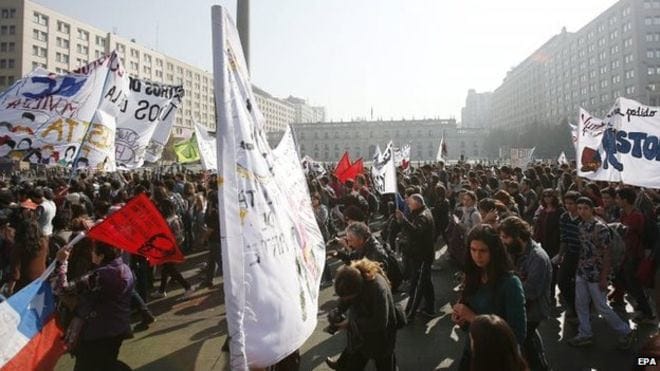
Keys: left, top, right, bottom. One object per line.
{"left": 55, "top": 248, "right": 658, "bottom": 371}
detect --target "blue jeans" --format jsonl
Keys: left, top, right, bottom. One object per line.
{"left": 575, "top": 275, "right": 630, "bottom": 338}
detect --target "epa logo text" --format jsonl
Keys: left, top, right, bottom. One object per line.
{"left": 637, "top": 357, "right": 657, "bottom": 366}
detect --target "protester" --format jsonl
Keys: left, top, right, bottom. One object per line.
{"left": 54, "top": 241, "right": 134, "bottom": 371}
{"left": 453, "top": 224, "right": 526, "bottom": 371}
{"left": 395, "top": 193, "right": 436, "bottom": 320}
{"left": 567, "top": 197, "right": 635, "bottom": 349}
{"left": 499, "top": 216, "right": 552, "bottom": 371}
{"left": 469, "top": 314, "right": 529, "bottom": 371}
{"left": 325, "top": 258, "right": 401, "bottom": 370}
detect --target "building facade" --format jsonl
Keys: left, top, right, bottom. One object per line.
{"left": 285, "top": 118, "right": 487, "bottom": 162}
{"left": 0, "top": 0, "right": 325, "bottom": 138}
{"left": 461, "top": 89, "right": 492, "bottom": 128}
{"left": 490, "top": 0, "right": 660, "bottom": 129}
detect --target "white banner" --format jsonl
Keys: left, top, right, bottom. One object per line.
{"left": 301, "top": 155, "right": 325, "bottom": 176}
{"left": 577, "top": 107, "right": 620, "bottom": 182}
{"left": 372, "top": 143, "right": 382, "bottom": 163}
{"left": 510, "top": 147, "right": 535, "bottom": 169}
{"left": 436, "top": 133, "right": 446, "bottom": 162}
{"left": 194, "top": 122, "right": 217, "bottom": 171}
{"left": 372, "top": 141, "right": 397, "bottom": 194}
{"left": 212, "top": 7, "right": 323, "bottom": 369}
{"left": 0, "top": 53, "right": 122, "bottom": 170}
{"left": 577, "top": 99, "right": 660, "bottom": 188}
{"left": 112, "top": 77, "right": 183, "bottom": 168}
{"left": 558, "top": 151, "right": 568, "bottom": 165}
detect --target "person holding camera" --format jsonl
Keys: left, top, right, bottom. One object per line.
{"left": 325, "top": 258, "right": 402, "bottom": 371}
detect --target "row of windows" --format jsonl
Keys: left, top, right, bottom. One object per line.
{"left": 644, "top": 16, "right": 660, "bottom": 26}
{"left": 0, "top": 75, "right": 16, "bottom": 86}
{"left": 0, "top": 59, "right": 15, "bottom": 69}
{"left": 0, "top": 42, "right": 15, "bottom": 52}
{"left": 1, "top": 8, "right": 16, "bottom": 18}
{"left": 0, "top": 25, "right": 16, "bottom": 35}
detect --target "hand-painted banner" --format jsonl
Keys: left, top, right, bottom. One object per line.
{"left": 578, "top": 98, "right": 660, "bottom": 188}
{"left": 194, "top": 122, "right": 217, "bottom": 171}
{"left": 212, "top": 7, "right": 324, "bottom": 369}
{"left": 394, "top": 144, "right": 410, "bottom": 171}
{"left": 0, "top": 53, "right": 124, "bottom": 170}
{"left": 87, "top": 193, "right": 184, "bottom": 265}
{"left": 112, "top": 77, "right": 183, "bottom": 168}
{"left": 371, "top": 141, "right": 397, "bottom": 194}
{"left": 301, "top": 155, "right": 325, "bottom": 176}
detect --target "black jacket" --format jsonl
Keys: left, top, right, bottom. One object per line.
{"left": 348, "top": 273, "right": 399, "bottom": 356}
{"left": 400, "top": 206, "right": 436, "bottom": 263}
{"left": 337, "top": 236, "right": 388, "bottom": 267}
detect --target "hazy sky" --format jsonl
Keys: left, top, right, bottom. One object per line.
{"left": 37, "top": 0, "right": 615, "bottom": 121}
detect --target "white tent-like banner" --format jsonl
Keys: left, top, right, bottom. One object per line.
{"left": 212, "top": 6, "right": 324, "bottom": 369}
{"left": 193, "top": 122, "right": 217, "bottom": 171}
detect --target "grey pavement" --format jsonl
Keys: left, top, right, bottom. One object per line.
{"left": 55, "top": 248, "right": 658, "bottom": 371}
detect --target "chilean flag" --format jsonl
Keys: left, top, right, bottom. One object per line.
{"left": 0, "top": 263, "right": 67, "bottom": 370}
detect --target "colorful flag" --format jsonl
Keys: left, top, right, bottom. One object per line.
{"left": 212, "top": 7, "right": 324, "bottom": 369}
{"left": 174, "top": 135, "right": 200, "bottom": 163}
{"left": 0, "top": 264, "right": 67, "bottom": 370}
{"left": 86, "top": 193, "right": 184, "bottom": 265}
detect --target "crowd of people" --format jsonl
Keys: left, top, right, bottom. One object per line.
{"left": 0, "top": 159, "right": 659, "bottom": 370}
{"left": 0, "top": 168, "right": 221, "bottom": 371}
{"left": 311, "top": 160, "right": 660, "bottom": 371}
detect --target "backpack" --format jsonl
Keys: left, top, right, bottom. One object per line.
{"left": 600, "top": 222, "right": 627, "bottom": 272}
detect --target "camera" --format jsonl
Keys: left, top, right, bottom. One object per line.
{"left": 323, "top": 308, "right": 346, "bottom": 335}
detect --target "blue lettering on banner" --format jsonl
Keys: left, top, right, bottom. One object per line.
{"left": 601, "top": 129, "right": 660, "bottom": 172}
{"left": 22, "top": 76, "right": 86, "bottom": 99}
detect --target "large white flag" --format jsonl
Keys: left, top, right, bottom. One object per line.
{"left": 372, "top": 143, "right": 382, "bottom": 163}
{"left": 113, "top": 77, "right": 183, "bottom": 168}
{"left": 372, "top": 141, "right": 397, "bottom": 194}
{"left": 577, "top": 98, "right": 660, "bottom": 188}
{"left": 557, "top": 151, "right": 568, "bottom": 165}
{"left": 193, "top": 122, "right": 217, "bottom": 171}
{"left": 0, "top": 53, "right": 122, "bottom": 170}
{"left": 436, "top": 133, "right": 446, "bottom": 162}
{"left": 212, "top": 7, "right": 324, "bottom": 369}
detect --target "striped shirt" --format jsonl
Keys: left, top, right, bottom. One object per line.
{"left": 559, "top": 211, "right": 581, "bottom": 254}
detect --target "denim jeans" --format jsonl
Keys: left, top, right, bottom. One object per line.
{"left": 575, "top": 275, "right": 630, "bottom": 338}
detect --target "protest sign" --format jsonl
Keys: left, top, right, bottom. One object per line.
{"left": 371, "top": 141, "right": 397, "bottom": 194}
{"left": 194, "top": 122, "right": 217, "bottom": 171}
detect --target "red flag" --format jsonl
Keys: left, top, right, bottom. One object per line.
{"left": 339, "top": 158, "right": 363, "bottom": 183}
{"left": 87, "top": 193, "right": 184, "bottom": 265}
{"left": 334, "top": 152, "right": 350, "bottom": 181}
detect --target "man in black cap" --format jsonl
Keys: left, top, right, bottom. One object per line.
{"left": 395, "top": 193, "right": 436, "bottom": 320}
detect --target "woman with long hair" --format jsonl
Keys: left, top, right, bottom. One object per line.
{"left": 7, "top": 208, "right": 48, "bottom": 295}
{"left": 493, "top": 189, "right": 520, "bottom": 216}
{"left": 452, "top": 224, "right": 526, "bottom": 371}
{"left": 469, "top": 314, "right": 529, "bottom": 371}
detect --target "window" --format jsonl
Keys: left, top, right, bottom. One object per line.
{"left": 32, "top": 46, "right": 47, "bottom": 57}
{"left": 130, "top": 61, "right": 138, "bottom": 71}
{"left": 57, "top": 21, "right": 70, "bottom": 34}
{"left": 8, "top": 25, "right": 14, "bottom": 35}
{"left": 115, "top": 43, "right": 125, "bottom": 53}
{"left": 646, "top": 17, "right": 653, "bottom": 26}
{"left": 31, "top": 62, "right": 46, "bottom": 70}
{"left": 130, "top": 48, "right": 139, "bottom": 58}
{"left": 155, "top": 70, "right": 163, "bottom": 78}
{"left": 600, "top": 80, "right": 608, "bottom": 88}
{"left": 622, "top": 6, "right": 631, "bottom": 16}
{"left": 32, "top": 30, "right": 47, "bottom": 42}
{"left": 77, "top": 29, "right": 89, "bottom": 41}
{"left": 56, "top": 37, "right": 70, "bottom": 49}
{"left": 94, "top": 50, "right": 103, "bottom": 58}
{"left": 0, "top": 42, "right": 14, "bottom": 52}
{"left": 156, "top": 59, "right": 163, "bottom": 67}
{"left": 55, "top": 52, "right": 69, "bottom": 63}
{"left": 612, "top": 60, "right": 621, "bottom": 69}
{"left": 75, "top": 58, "right": 87, "bottom": 67}
{"left": 611, "top": 45, "right": 619, "bottom": 55}
{"left": 649, "top": 50, "right": 655, "bottom": 58}
{"left": 167, "top": 62, "right": 173, "bottom": 71}
{"left": 625, "top": 85, "right": 636, "bottom": 95}
{"left": 1, "top": 8, "right": 15, "bottom": 18}
{"left": 33, "top": 12, "right": 48, "bottom": 26}
{"left": 95, "top": 36, "right": 105, "bottom": 47}
{"left": 625, "top": 54, "right": 634, "bottom": 63}
{"left": 143, "top": 66, "right": 151, "bottom": 74}
{"left": 612, "top": 75, "right": 621, "bottom": 84}
{"left": 625, "top": 69, "right": 635, "bottom": 79}
{"left": 76, "top": 44, "right": 88, "bottom": 54}
{"left": 623, "top": 22, "right": 632, "bottom": 32}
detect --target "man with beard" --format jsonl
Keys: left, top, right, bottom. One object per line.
{"left": 395, "top": 193, "right": 436, "bottom": 321}
{"left": 499, "top": 216, "right": 552, "bottom": 371}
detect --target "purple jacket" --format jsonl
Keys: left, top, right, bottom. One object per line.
{"left": 55, "top": 257, "right": 134, "bottom": 340}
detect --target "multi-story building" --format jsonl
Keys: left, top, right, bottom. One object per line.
{"left": 490, "top": 0, "right": 660, "bottom": 129}
{"left": 461, "top": 89, "right": 492, "bottom": 128}
{"left": 0, "top": 0, "right": 217, "bottom": 138}
{"left": 0, "top": 0, "right": 326, "bottom": 138}
{"left": 285, "top": 96, "right": 326, "bottom": 123}
{"left": 284, "top": 118, "right": 487, "bottom": 162}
